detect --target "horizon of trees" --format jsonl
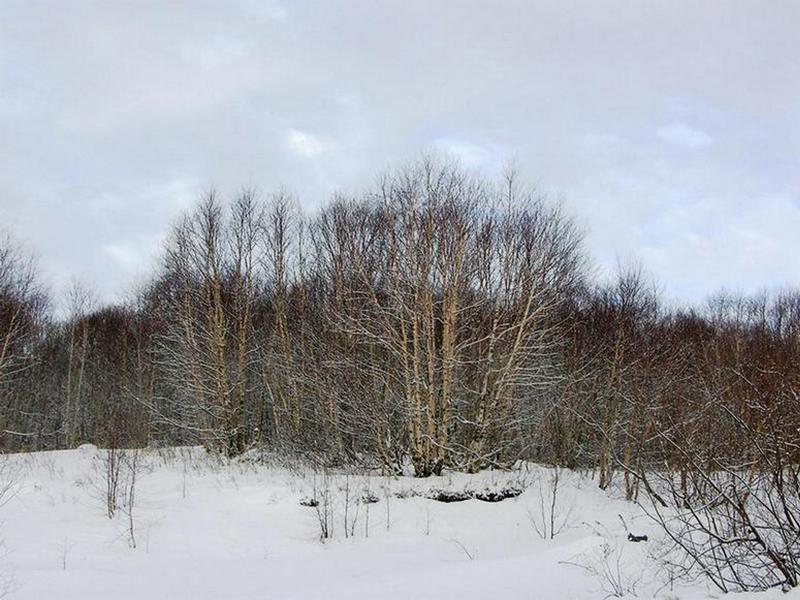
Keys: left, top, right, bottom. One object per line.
{"left": 0, "top": 159, "right": 796, "bottom": 474}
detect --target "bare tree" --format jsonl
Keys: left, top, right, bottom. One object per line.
{"left": 154, "top": 192, "right": 263, "bottom": 456}
{"left": 0, "top": 232, "right": 47, "bottom": 449}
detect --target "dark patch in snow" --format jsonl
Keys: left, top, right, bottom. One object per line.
{"left": 394, "top": 485, "right": 523, "bottom": 503}
{"left": 360, "top": 492, "right": 380, "bottom": 504}
{"left": 426, "top": 489, "right": 473, "bottom": 503}
{"left": 474, "top": 486, "right": 523, "bottom": 502}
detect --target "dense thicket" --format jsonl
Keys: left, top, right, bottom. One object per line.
{"left": 1, "top": 160, "right": 798, "bottom": 481}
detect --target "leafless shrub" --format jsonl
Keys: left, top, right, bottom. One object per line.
{"left": 642, "top": 380, "right": 800, "bottom": 593}
{"left": 383, "top": 477, "right": 393, "bottom": 531}
{"left": 123, "top": 449, "right": 141, "bottom": 548}
{"left": 565, "top": 538, "right": 641, "bottom": 598}
{"left": 644, "top": 465, "right": 800, "bottom": 592}
{"left": 529, "top": 466, "right": 573, "bottom": 539}
{"left": 96, "top": 447, "right": 124, "bottom": 519}
{"left": 341, "top": 472, "right": 358, "bottom": 539}
{"left": 310, "top": 469, "right": 333, "bottom": 542}
{"left": 0, "top": 455, "right": 19, "bottom": 509}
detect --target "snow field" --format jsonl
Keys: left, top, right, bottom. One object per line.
{"left": 0, "top": 447, "right": 794, "bottom": 600}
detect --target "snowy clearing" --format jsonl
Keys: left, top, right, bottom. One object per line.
{"left": 0, "top": 447, "right": 793, "bottom": 600}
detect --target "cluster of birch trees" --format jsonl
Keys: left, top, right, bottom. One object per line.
{"left": 141, "top": 161, "right": 585, "bottom": 475}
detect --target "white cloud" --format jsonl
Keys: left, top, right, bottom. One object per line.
{"left": 103, "top": 233, "right": 164, "bottom": 270}
{"left": 431, "top": 139, "right": 491, "bottom": 168}
{"left": 657, "top": 122, "right": 714, "bottom": 149}
{"left": 242, "top": 0, "right": 288, "bottom": 23}
{"left": 104, "top": 242, "right": 141, "bottom": 268}
{"left": 287, "top": 130, "right": 328, "bottom": 158}
{"left": 179, "top": 36, "right": 249, "bottom": 71}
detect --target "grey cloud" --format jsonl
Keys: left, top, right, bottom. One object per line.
{"left": 0, "top": 0, "right": 798, "bottom": 305}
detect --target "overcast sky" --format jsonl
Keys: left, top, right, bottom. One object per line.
{"left": 1, "top": 0, "right": 798, "bottom": 307}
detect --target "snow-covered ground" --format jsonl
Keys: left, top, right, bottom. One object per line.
{"left": 0, "top": 446, "right": 792, "bottom": 600}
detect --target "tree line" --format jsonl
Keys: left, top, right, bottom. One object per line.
{"left": 0, "top": 160, "right": 797, "bottom": 480}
